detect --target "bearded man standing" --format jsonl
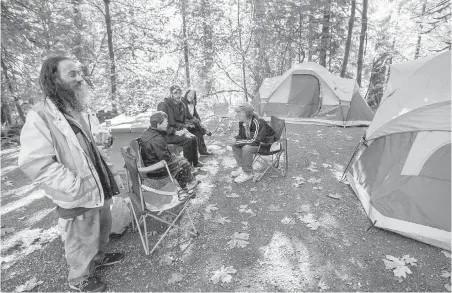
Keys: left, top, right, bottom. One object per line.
{"left": 18, "top": 56, "right": 124, "bottom": 292}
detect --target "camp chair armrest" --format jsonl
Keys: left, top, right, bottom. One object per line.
{"left": 137, "top": 160, "right": 168, "bottom": 174}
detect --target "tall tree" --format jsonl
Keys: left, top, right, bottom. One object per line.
{"left": 340, "top": 0, "right": 356, "bottom": 77}
{"left": 319, "top": 0, "right": 331, "bottom": 67}
{"left": 181, "top": 0, "right": 190, "bottom": 87}
{"left": 356, "top": 0, "right": 368, "bottom": 87}
{"left": 103, "top": 0, "right": 117, "bottom": 114}
{"left": 414, "top": 0, "right": 427, "bottom": 59}
{"left": 237, "top": 0, "right": 248, "bottom": 101}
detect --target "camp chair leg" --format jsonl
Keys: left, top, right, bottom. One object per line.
{"left": 130, "top": 201, "right": 150, "bottom": 255}
{"left": 143, "top": 214, "right": 150, "bottom": 255}
{"left": 185, "top": 209, "right": 198, "bottom": 235}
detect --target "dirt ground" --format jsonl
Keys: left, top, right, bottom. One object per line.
{"left": 1, "top": 123, "right": 451, "bottom": 292}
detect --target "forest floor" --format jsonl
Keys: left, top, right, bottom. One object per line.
{"left": 1, "top": 122, "right": 451, "bottom": 292}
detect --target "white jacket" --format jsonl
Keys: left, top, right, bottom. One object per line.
{"left": 18, "top": 99, "right": 119, "bottom": 209}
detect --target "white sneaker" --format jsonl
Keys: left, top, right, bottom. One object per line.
{"left": 231, "top": 168, "right": 243, "bottom": 177}
{"left": 234, "top": 172, "right": 254, "bottom": 183}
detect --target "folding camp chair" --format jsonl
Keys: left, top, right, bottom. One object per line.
{"left": 121, "top": 140, "right": 199, "bottom": 256}
{"left": 253, "top": 116, "right": 288, "bottom": 182}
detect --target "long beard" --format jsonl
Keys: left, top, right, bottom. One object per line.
{"left": 56, "top": 82, "right": 89, "bottom": 112}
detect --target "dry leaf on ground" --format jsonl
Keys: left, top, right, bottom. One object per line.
{"left": 313, "top": 186, "right": 323, "bottom": 191}
{"left": 168, "top": 272, "right": 184, "bottom": 284}
{"left": 441, "top": 271, "right": 451, "bottom": 278}
{"left": 383, "top": 255, "right": 417, "bottom": 279}
{"left": 268, "top": 204, "right": 283, "bottom": 212}
{"left": 322, "top": 163, "right": 332, "bottom": 168}
{"left": 15, "top": 277, "right": 43, "bottom": 292}
{"left": 327, "top": 193, "right": 341, "bottom": 199}
{"left": 318, "top": 280, "right": 329, "bottom": 290}
{"left": 205, "top": 204, "right": 219, "bottom": 213}
{"left": 250, "top": 187, "right": 257, "bottom": 192}
{"left": 226, "top": 193, "right": 240, "bottom": 198}
{"left": 210, "top": 266, "right": 237, "bottom": 284}
{"left": 308, "top": 177, "right": 321, "bottom": 184}
{"left": 159, "top": 254, "right": 174, "bottom": 265}
{"left": 5, "top": 181, "right": 13, "bottom": 186}
{"left": 213, "top": 216, "right": 231, "bottom": 225}
{"left": 227, "top": 232, "right": 250, "bottom": 249}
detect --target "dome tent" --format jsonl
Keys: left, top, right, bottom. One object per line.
{"left": 345, "top": 51, "right": 451, "bottom": 250}
{"left": 251, "top": 62, "right": 374, "bottom": 126}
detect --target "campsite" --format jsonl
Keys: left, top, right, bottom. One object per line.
{"left": 1, "top": 0, "right": 451, "bottom": 292}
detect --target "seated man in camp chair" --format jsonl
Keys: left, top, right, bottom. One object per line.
{"left": 139, "top": 111, "right": 198, "bottom": 194}
{"left": 229, "top": 102, "right": 275, "bottom": 183}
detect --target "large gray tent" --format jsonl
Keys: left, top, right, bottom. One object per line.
{"left": 252, "top": 62, "right": 374, "bottom": 126}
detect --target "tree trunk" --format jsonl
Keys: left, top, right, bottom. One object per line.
{"left": 72, "top": 0, "right": 94, "bottom": 89}
{"left": 341, "top": 0, "right": 356, "bottom": 77}
{"left": 1, "top": 58, "right": 25, "bottom": 123}
{"left": 237, "top": 0, "right": 248, "bottom": 101}
{"left": 319, "top": 0, "right": 331, "bottom": 67}
{"left": 307, "top": 0, "right": 316, "bottom": 62}
{"left": 414, "top": 1, "right": 427, "bottom": 59}
{"left": 252, "top": 0, "right": 265, "bottom": 94}
{"left": 356, "top": 0, "right": 368, "bottom": 87}
{"left": 181, "top": 0, "right": 190, "bottom": 87}
{"left": 103, "top": 0, "right": 117, "bottom": 114}
{"left": 200, "top": 0, "right": 214, "bottom": 94}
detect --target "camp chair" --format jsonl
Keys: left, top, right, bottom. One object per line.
{"left": 207, "top": 101, "right": 231, "bottom": 133}
{"left": 253, "top": 116, "right": 288, "bottom": 182}
{"left": 121, "top": 140, "right": 199, "bottom": 255}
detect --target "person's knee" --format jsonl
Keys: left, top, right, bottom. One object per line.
{"left": 243, "top": 145, "right": 253, "bottom": 153}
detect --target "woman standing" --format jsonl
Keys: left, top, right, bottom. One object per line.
{"left": 182, "top": 89, "right": 213, "bottom": 156}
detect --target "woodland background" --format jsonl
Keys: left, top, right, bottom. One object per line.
{"left": 1, "top": 0, "right": 450, "bottom": 125}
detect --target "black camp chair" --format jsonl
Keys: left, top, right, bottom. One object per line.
{"left": 253, "top": 116, "right": 288, "bottom": 181}
{"left": 121, "top": 140, "right": 199, "bottom": 255}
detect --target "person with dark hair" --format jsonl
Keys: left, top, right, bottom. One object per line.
{"left": 157, "top": 85, "right": 204, "bottom": 168}
{"left": 182, "top": 89, "right": 213, "bottom": 156}
{"left": 229, "top": 102, "right": 275, "bottom": 183}
{"left": 18, "top": 56, "right": 125, "bottom": 292}
{"left": 139, "top": 111, "right": 197, "bottom": 191}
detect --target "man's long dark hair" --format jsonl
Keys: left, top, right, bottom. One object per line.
{"left": 39, "top": 56, "right": 76, "bottom": 113}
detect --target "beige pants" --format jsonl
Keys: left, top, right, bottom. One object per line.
{"left": 58, "top": 199, "right": 112, "bottom": 284}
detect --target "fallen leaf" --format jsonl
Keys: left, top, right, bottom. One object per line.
{"left": 5, "top": 181, "right": 13, "bottom": 186}
{"left": 250, "top": 187, "right": 257, "bottom": 192}
{"left": 307, "top": 221, "right": 320, "bottom": 230}
{"left": 205, "top": 204, "right": 219, "bottom": 213}
{"left": 318, "top": 280, "right": 329, "bottom": 290}
{"left": 327, "top": 193, "right": 341, "bottom": 199}
{"left": 441, "top": 271, "right": 451, "bottom": 278}
{"left": 306, "top": 166, "right": 318, "bottom": 172}
{"left": 210, "top": 266, "right": 237, "bottom": 284}
{"left": 383, "top": 255, "right": 413, "bottom": 278}
{"left": 168, "top": 272, "right": 184, "bottom": 284}
{"left": 346, "top": 136, "right": 354, "bottom": 140}
{"left": 307, "top": 177, "right": 321, "bottom": 184}
{"left": 401, "top": 255, "right": 417, "bottom": 266}
{"left": 15, "top": 277, "right": 43, "bottom": 292}
{"left": 226, "top": 193, "right": 240, "bottom": 198}
{"left": 442, "top": 251, "right": 451, "bottom": 258}
{"left": 313, "top": 186, "right": 323, "bottom": 190}
{"left": 281, "top": 217, "right": 294, "bottom": 225}
{"left": 322, "top": 163, "right": 332, "bottom": 168}
{"left": 17, "top": 217, "right": 26, "bottom": 221}
{"left": 267, "top": 204, "right": 283, "bottom": 212}
{"left": 250, "top": 200, "right": 257, "bottom": 204}
{"left": 147, "top": 231, "right": 158, "bottom": 237}
{"left": 159, "top": 254, "right": 174, "bottom": 265}
{"left": 213, "top": 216, "right": 231, "bottom": 225}
{"left": 310, "top": 150, "right": 320, "bottom": 156}
{"left": 299, "top": 204, "right": 310, "bottom": 213}
{"left": 227, "top": 232, "right": 250, "bottom": 249}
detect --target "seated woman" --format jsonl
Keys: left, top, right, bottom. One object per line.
{"left": 182, "top": 89, "right": 213, "bottom": 156}
{"left": 139, "top": 111, "right": 197, "bottom": 192}
{"left": 229, "top": 102, "right": 275, "bottom": 184}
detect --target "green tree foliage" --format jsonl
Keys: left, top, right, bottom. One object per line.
{"left": 1, "top": 0, "right": 449, "bottom": 123}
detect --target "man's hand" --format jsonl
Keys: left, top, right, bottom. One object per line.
{"left": 228, "top": 137, "right": 236, "bottom": 145}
